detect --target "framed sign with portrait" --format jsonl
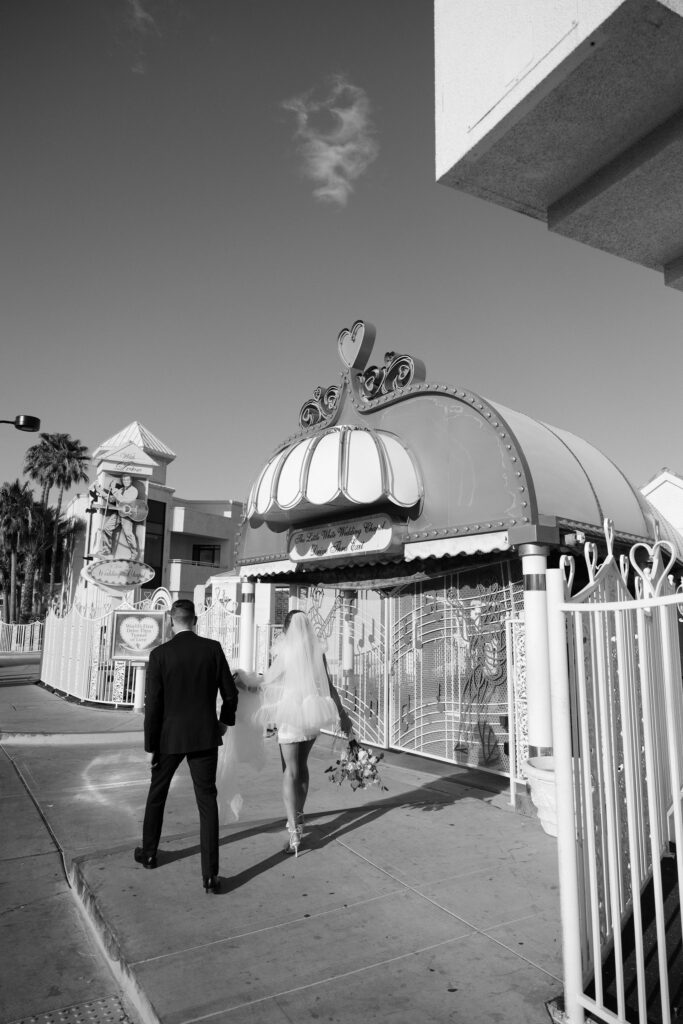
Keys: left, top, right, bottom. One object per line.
{"left": 110, "top": 609, "right": 168, "bottom": 662}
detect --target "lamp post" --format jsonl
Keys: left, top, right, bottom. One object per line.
{"left": 0, "top": 415, "right": 41, "bottom": 432}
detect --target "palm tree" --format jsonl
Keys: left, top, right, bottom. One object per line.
{"left": 33, "top": 434, "right": 90, "bottom": 595}
{"left": 24, "top": 435, "right": 60, "bottom": 612}
{"left": 57, "top": 515, "right": 85, "bottom": 610}
{"left": 0, "top": 480, "right": 34, "bottom": 622}
{"left": 0, "top": 548, "right": 10, "bottom": 624}
{"left": 19, "top": 502, "right": 56, "bottom": 621}
{"left": 24, "top": 440, "right": 54, "bottom": 508}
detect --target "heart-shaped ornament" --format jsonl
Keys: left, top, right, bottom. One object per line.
{"left": 629, "top": 541, "right": 676, "bottom": 597}
{"left": 559, "top": 554, "right": 575, "bottom": 594}
{"left": 119, "top": 615, "right": 161, "bottom": 651}
{"left": 337, "top": 319, "right": 376, "bottom": 371}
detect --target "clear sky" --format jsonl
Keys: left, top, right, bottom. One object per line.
{"left": 1, "top": 0, "right": 681, "bottom": 508}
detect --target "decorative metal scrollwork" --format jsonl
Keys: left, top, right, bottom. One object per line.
{"left": 563, "top": 517, "right": 681, "bottom": 603}
{"left": 619, "top": 554, "right": 630, "bottom": 586}
{"left": 298, "top": 384, "right": 340, "bottom": 428}
{"left": 676, "top": 580, "right": 683, "bottom": 623}
{"left": 629, "top": 539, "right": 677, "bottom": 598}
{"left": 359, "top": 351, "right": 425, "bottom": 400}
{"left": 585, "top": 541, "right": 599, "bottom": 583}
{"left": 559, "top": 554, "right": 575, "bottom": 594}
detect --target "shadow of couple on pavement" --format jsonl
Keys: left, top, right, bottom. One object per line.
{"left": 161, "top": 764, "right": 508, "bottom": 895}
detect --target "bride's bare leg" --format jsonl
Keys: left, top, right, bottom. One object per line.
{"left": 279, "top": 742, "right": 300, "bottom": 828}
{"left": 296, "top": 739, "right": 316, "bottom": 817}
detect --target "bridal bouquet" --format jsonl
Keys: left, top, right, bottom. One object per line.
{"left": 325, "top": 739, "right": 388, "bottom": 792}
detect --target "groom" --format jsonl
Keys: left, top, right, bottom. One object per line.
{"left": 134, "top": 599, "right": 238, "bottom": 893}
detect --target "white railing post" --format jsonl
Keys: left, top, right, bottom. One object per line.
{"left": 133, "top": 661, "right": 146, "bottom": 712}
{"left": 238, "top": 579, "right": 255, "bottom": 670}
{"left": 505, "top": 617, "right": 517, "bottom": 807}
{"left": 546, "top": 569, "right": 584, "bottom": 1024}
{"left": 520, "top": 544, "right": 553, "bottom": 757}
{"left": 657, "top": 598, "right": 683, "bottom": 967}
{"left": 341, "top": 588, "right": 355, "bottom": 695}
{"left": 636, "top": 602, "right": 671, "bottom": 1022}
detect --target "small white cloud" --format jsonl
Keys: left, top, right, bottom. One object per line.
{"left": 283, "top": 75, "right": 379, "bottom": 207}
{"left": 123, "top": 0, "right": 160, "bottom": 74}
{"left": 127, "top": 0, "right": 157, "bottom": 36}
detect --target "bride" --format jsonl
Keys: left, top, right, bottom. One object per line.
{"left": 256, "top": 610, "right": 353, "bottom": 856}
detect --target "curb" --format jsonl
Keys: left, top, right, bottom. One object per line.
{"left": 0, "top": 653, "right": 41, "bottom": 667}
{"left": 0, "top": 675, "right": 41, "bottom": 687}
{"left": 70, "top": 858, "right": 161, "bottom": 1024}
{"left": 0, "top": 731, "right": 143, "bottom": 746}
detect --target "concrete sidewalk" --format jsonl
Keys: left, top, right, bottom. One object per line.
{"left": 1, "top": 679, "right": 563, "bottom": 1024}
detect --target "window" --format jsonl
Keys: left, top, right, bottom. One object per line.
{"left": 143, "top": 500, "right": 166, "bottom": 589}
{"left": 274, "top": 587, "right": 290, "bottom": 624}
{"left": 192, "top": 544, "right": 221, "bottom": 564}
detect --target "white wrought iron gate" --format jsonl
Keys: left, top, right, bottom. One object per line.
{"left": 548, "top": 522, "right": 683, "bottom": 1024}
{"left": 388, "top": 568, "right": 524, "bottom": 773}
{"left": 293, "top": 586, "right": 387, "bottom": 747}
{"left": 196, "top": 596, "right": 240, "bottom": 663}
{"left": 298, "top": 567, "right": 525, "bottom": 777}
{"left": 348, "top": 589, "right": 388, "bottom": 747}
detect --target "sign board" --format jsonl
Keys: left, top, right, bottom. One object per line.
{"left": 289, "top": 513, "right": 396, "bottom": 562}
{"left": 110, "top": 609, "right": 168, "bottom": 662}
{"left": 95, "top": 442, "right": 158, "bottom": 478}
{"left": 82, "top": 558, "right": 155, "bottom": 593}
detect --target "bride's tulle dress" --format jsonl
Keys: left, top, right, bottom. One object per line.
{"left": 216, "top": 670, "right": 266, "bottom": 820}
{"left": 216, "top": 618, "right": 340, "bottom": 819}
{"left": 254, "top": 619, "right": 337, "bottom": 742}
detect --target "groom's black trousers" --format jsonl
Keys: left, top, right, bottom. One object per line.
{"left": 142, "top": 747, "right": 219, "bottom": 877}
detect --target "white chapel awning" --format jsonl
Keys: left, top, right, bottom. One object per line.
{"left": 404, "top": 531, "right": 511, "bottom": 562}
{"left": 247, "top": 425, "right": 422, "bottom": 526}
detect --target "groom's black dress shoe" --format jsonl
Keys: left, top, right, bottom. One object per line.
{"left": 134, "top": 847, "right": 157, "bottom": 869}
{"left": 203, "top": 875, "right": 220, "bottom": 894}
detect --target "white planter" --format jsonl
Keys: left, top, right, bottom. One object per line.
{"left": 524, "top": 755, "right": 557, "bottom": 837}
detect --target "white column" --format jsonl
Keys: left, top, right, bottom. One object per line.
{"left": 341, "top": 590, "right": 355, "bottom": 693}
{"left": 239, "top": 579, "right": 256, "bottom": 671}
{"left": 520, "top": 543, "right": 553, "bottom": 756}
{"left": 546, "top": 568, "right": 584, "bottom": 1023}
{"left": 133, "top": 662, "right": 146, "bottom": 712}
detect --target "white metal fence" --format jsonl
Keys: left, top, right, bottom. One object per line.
{"left": 255, "top": 623, "right": 282, "bottom": 674}
{"left": 285, "top": 575, "right": 527, "bottom": 788}
{"left": 41, "top": 588, "right": 173, "bottom": 705}
{"left": 0, "top": 621, "right": 44, "bottom": 653}
{"left": 196, "top": 597, "right": 240, "bottom": 663}
{"left": 548, "top": 521, "right": 683, "bottom": 1024}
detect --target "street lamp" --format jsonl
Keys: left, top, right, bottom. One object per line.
{"left": 0, "top": 415, "right": 41, "bottom": 432}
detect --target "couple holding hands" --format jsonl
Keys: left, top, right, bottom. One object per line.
{"left": 134, "top": 600, "right": 353, "bottom": 893}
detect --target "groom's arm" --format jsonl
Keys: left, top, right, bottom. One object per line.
{"left": 144, "top": 647, "right": 164, "bottom": 755}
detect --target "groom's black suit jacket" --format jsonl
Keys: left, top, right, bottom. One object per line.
{"left": 144, "top": 630, "right": 238, "bottom": 756}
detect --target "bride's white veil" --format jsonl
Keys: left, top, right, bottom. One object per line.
{"left": 256, "top": 610, "right": 336, "bottom": 734}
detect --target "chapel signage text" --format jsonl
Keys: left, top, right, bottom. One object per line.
{"left": 289, "top": 514, "right": 394, "bottom": 562}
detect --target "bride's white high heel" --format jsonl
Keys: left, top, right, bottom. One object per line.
{"left": 285, "top": 822, "right": 302, "bottom": 857}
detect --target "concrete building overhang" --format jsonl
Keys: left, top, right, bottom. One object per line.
{"left": 435, "top": 0, "right": 683, "bottom": 290}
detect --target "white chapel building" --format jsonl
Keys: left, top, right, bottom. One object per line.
{"left": 64, "top": 421, "right": 243, "bottom": 602}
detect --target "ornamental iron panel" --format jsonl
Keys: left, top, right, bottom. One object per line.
{"left": 389, "top": 565, "right": 523, "bottom": 771}
{"left": 290, "top": 566, "right": 524, "bottom": 774}
{"left": 293, "top": 585, "right": 386, "bottom": 747}
{"left": 549, "top": 520, "right": 683, "bottom": 1024}
{"left": 196, "top": 595, "right": 240, "bottom": 663}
